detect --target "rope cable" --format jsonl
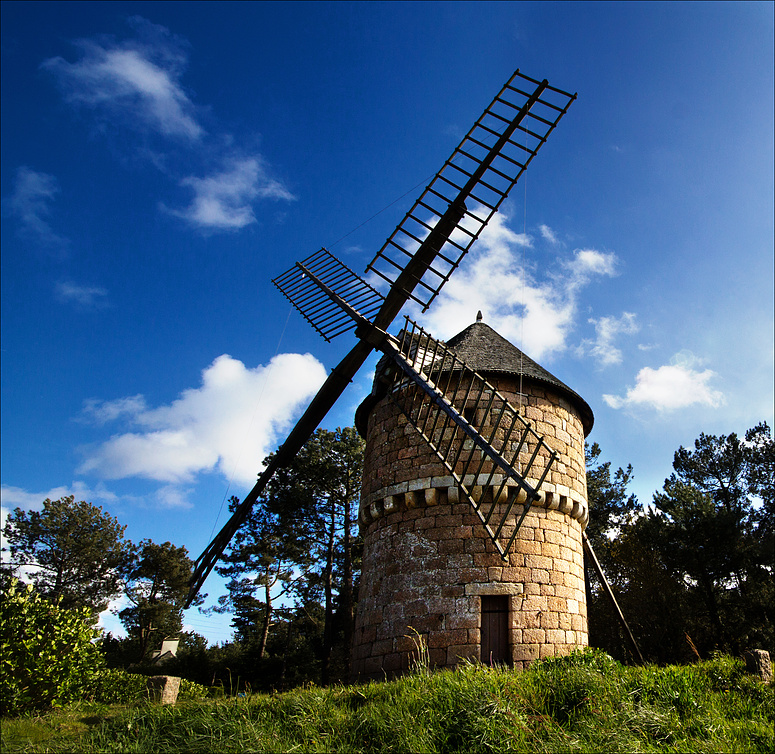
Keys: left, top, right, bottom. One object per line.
{"left": 519, "top": 126, "right": 527, "bottom": 418}
{"left": 328, "top": 174, "right": 436, "bottom": 250}
{"left": 327, "top": 125, "right": 501, "bottom": 253}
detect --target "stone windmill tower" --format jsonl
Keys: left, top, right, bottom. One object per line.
{"left": 184, "top": 71, "right": 598, "bottom": 669}
{"left": 351, "top": 314, "right": 594, "bottom": 679}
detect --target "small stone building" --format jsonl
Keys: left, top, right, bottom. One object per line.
{"left": 351, "top": 317, "right": 594, "bottom": 680}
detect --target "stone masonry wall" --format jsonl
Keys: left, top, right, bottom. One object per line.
{"left": 359, "top": 377, "right": 588, "bottom": 526}
{"left": 351, "top": 377, "right": 589, "bottom": 681}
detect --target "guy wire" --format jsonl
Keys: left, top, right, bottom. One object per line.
{"left": 327, "top": 127, "right": 499, "bottom": 253}
{"left": 519, "top": 125, "right": 527, "bottom": 416}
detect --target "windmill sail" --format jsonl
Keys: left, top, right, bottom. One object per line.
{"left": 378, "top": 318, "right": 557, "bottom": 559}
{"left": 273, "top": 248, "right": 385, "bottom": 342}
{"left": 274, "top": 70, "right": 576, "bottom": 339}
{"left": 365, "top": 70, "right": 576, "bottom": 313}
{"left": 187, "top": 69, "right": 576, "bottom": 604}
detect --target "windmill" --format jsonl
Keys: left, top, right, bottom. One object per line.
{"left": 185, "top": 68, "right": 641, "bottom": 666}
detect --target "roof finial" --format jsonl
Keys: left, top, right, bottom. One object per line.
{"left": 476, "top": 310, "right": 483, "bottom": 322}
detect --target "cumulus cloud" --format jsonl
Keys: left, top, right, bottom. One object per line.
{"left": 563, "top": 248, "right": 618, "bottom": 288}
{"left": 1, "top": 481, "right": 118, "bottom": 513}
{"left": 41, "top": 17, "right": 202, "bottom": 141}
{"left": 152, "top": 484, "right": 194, "bottom": 509}
{"left": 166, "top": 157, "right": 295, "bottom": 230}
{"left": 78, "top": 352, "right": 327, "bottom": 488}
{"left": 603, "top": 352, "right": 725, "bottom": 412}
{"left": 6, "top": 166, "right": 68, "bottom": 249}
{"left": 418, "top": 213, "right": 619, "bottom": 361}
{"left": 55, "top": 281, "right": 109, "bottom": 308}
{"left": 579, "top": 312, "right": 639, "bottom": 367}
{"left": 80, "top": 394, "right": 148, "bottom": 424}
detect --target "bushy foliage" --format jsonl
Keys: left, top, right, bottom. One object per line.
{"left": 74, "top": 667, "right": 211, "bottom": 706}
{"left": 217, "top": 427, "right": 364, "bottom": 686}
{"left": 0, "top": 579, "right": 103, "bottom": 716}
{"left": 2, "top": 496, "right": 131, "bottom": 616}
{"left": 178, "top": 678, "right": 211, "bottom": 701}
{"left": 120, "top": 540, "right": 203, "bottom": 663}
{"left": 587, "top": 424, "right": 774, "bottom": 664}
{"left": 86, "top": 668, "right": 148, "bottom": 705}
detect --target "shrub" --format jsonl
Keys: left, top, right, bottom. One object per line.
{"left": 529, "top": 648, "right": 620, "bottom": 722}
{"left": 85, "top": 668, "right": 211, "bottom": 704}
{"left": 179, "top": 678, "right": 211, "bottom": 700}
{"left": 87, "top": 668, "right": 149, "bottom": 705}
{"left": 0, "top": 579, "right": 103, "bottom": 716}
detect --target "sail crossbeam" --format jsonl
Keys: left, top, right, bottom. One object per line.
{"left": 382, "top": 318, "right": 557, "bottom": 559}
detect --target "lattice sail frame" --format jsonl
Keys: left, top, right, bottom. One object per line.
{"left": 377, "top": 318, "right": 558, "bottom": 559}
{"left": 365, "top": 70, "right": 576, "bottom": 312}
{"left": 274, "top": 71, "right": 576, "bottom": 339}
{"left": 273, "top": 248, "right": 385, "bottom": 341}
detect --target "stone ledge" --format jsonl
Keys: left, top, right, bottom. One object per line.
{"left": 359, "top": 476, "right": 588, "bottom": 530}
{"left": 465, "top": 582, "right": 525, "bottom": 596}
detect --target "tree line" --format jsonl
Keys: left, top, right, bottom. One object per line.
{"left": 1, "top": 494, "right": 205, "bottom": 667}
{"left": 2, "top": 422, "right": 772, "bottom": 692}
{"left": 585, "top": 422, "right": 773, "bottom": 664}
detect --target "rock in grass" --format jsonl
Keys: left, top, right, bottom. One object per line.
{"left": 147, "top": 675, "right": 181, "bottom": 705}
{"left": 743, "top": 650, "right": 772, "bottom": 683}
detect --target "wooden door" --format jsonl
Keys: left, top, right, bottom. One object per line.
{"left": 481, "top": 595, "right": 509, "bottom": 665}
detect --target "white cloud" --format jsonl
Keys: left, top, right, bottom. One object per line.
{"left": 98, "top": 594, "right": 130, "bottom": 638}
{"left": 55, "top": 281, "right": 109, "bottom": 308}
{"left": 603, "top": 352, "right": 725, "bottom": 412}
{"left": 78, "top": 352, "right": 327, "bottom": 488}
{"left": 80, "top": 395, "right": 148, "bottom": 424}
{"left": 6, "top": 166, "right": 68, "bottom": 249}
{"left": 563, "top": 248, "right": 618, "bottom": 289}
{"left": 41, "top": 18, "right": 295, "bottom": 234}
{"left": 418, "top": 213, "right": 619, "bottom": 361}
{"left": 1, "top": 481, "right": 118, "bottom": 513}
{"left": 580, "top": 312, "right": 639, "bottom": 367}
{"left": 539, "top": 224, "right": 559, "bottom": 244}
{"left": 166, "top": 157, "right": 295, "bottom": 230}
{"left": 1, "top": 482, "right": 119, "bottom": 565}
{"left": 41, "top": 18, "right": 202, "bottom": 141}
{"left": 152, "top": 484, "right": 194, "bottom": 509}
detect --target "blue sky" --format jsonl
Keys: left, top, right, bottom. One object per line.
{"left": 2, "top": 1, "right": 773, "bottom": 645}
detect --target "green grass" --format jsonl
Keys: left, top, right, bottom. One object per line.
{"left": 2, "top": 651, "right": 772, "bottom": 754}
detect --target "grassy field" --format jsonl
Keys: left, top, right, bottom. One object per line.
{"left": 2, "top": 651, "right": 772, "bottom": 754}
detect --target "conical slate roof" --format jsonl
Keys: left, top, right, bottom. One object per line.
{"left": 445, "top": 320, "right": 594, "bottom": 434}
{"left": 355, "top": 318, "right": 594, "bottom": 436}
